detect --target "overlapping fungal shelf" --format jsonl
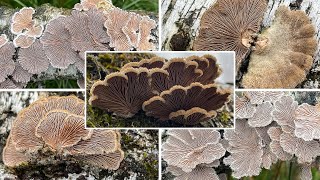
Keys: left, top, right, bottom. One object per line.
{"left": 0, "top": 0, "right": 157, "bottom": 88}
{"left": 3, "top": 95, "right": 124, "bottom": 170}
{"left": 162, "top": 91, "right": 320, "bottom": 179}
{"left": 89, "top": 54, "right": 231, "bottom": 126}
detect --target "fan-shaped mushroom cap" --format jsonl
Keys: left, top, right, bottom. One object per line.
{"left": 0, "top": 79, "right": 17, "bottom": 89}
{"left": 17, "top": 40, "right": 49, "bottom": 74}
{"left": 186, "top": 55, "right": 221, "bottom": 84}
{"left": 25, "top": 24, "right": 44, "bottom": 38}
{"left": 121, "top": 56, "right": 166, "bottom": 70}
{"left": 12, "top": 63, "right": 32, "bottom": 83}
{"left": 162, "top": 129, "right": 225, "bottom": 172}
{"left": 0, "top": 42, "right": 15, "bottom": 83}
{"left": 122, "top": 12, "right": 142, "bottom": 47}
{"left": 80, "top": 0, "right": 113, "bottom": 11}
{"left": 104, "top": 8, "right": 131, "bottom": 50}
{"left": 3, "top": 135, "right": 31, "bottom": 167}
{"left": 35, "top": 111, "right": 90, "bottom": 151}
{"left": 247, "top": 101, "right": 273, "bottom": 127}
{"left": 89, "top": 68, "right": 154, "bottom": 118}
{"left": 10, "top": 7, "right": 35, "bottom": 34}
{"left": 167, "top": 165, "right": 219, "bottom": 180}
{"left": 75, "top": 149, "right": 124, "bottom": 170}
{"left": 136, "top": 16, "right": 156, "bottom": 51}
{"left": 244, "top": 91, "right": 265, "bottom": 105}
{"left": 0, "top": 34, "right": 9, "bottom": 48}
{"left": 40, "top": 16, "right": 80, "bottom": 69}
{"left": 42, "top": 96, "right": 85, "bottom": 116}
{"left": 149, "top": 58, "right": 203, "bottom": 93}
{"left": 264, "top": 92, "right": 284, "bottom": 102}
{"left": 193, "top": 0, "right": 267, "bottom": 71}
{"left": 224, "top": 119, "right": 263, "bottom": 178}
{"left": 242, "top": 6, "right": 317, "bottom": 88}
{"left": 86, "top": 8, "right": 110, "bottom": 44}
{"left": 143, "top": 82, "right": 230, "bottom": 123}
{"left": 294, "top": 103, "right": 320, "bottom": 141}
{"left": 169, "top": 107, "right": 217, "bottom": 125}
{"left": 272, "top": 95, "right": 297, "bottom": 133}
{"left": 66, "top": 130, "right": 119, "bottom": 155}
{"left": 267, "top": 127, "right": 292, "bottom": 161}
{"left": 235, "top": 95, "right": 256, "bottom": 119}
{"left": 280, "top": 131, "right": 320, "bottom": 164}
{"left": 13, "top": 34, "right": 35, "bottom": 48}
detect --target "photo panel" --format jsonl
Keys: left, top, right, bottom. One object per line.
{"left": 86, "top": 51, "right": 235, "bottom": 128}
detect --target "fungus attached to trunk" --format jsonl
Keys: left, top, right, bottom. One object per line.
{"left": 242, "top": 6, "right": 317, "bottom": 88}
{"left": 193, "top": 0, "right": 267, "bottom": 71}
{"left": 10, "top": 7, "right": 35, "bottom": 34}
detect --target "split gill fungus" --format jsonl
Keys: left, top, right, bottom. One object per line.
{"left": 0, "top": 0, "right": 157, "bottom": 88}
{"left": 89, "top": 54, "right": 231, "bottom": 126}
{"left": 3, "top": 95, "right": 124, "bottom": 170}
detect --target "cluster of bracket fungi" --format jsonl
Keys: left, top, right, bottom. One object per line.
{"left": 194, "top": 0, "right": 317, "bottom": 88}
{"left": 163, "top": 91, "right": 320, "bottom": 179}
{"left": 0, "top": 0, "right": 156, "bottom": 88}
{"left": 3, "top": 95, "right": 124, "bottom": 170}
{"left": 89, "top": 55, "right": 231, "bottom": 126}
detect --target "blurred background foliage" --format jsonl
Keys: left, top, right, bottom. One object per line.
{"left": 0, "top": 0, "right": 158, "bottom": 12}
{"left": 26, "top": 79, "right": 79, "bottom": 88}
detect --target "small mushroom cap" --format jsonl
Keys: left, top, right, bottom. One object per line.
{"left": 267, "top": 127, "right": 292, "bottom": 161}
{"left": 247, "top": 101, "right": 273, "bottom": 127}
{"left": 35, "top": 110, "right": 90, "bottom": 151}
{"left": 75, "top": 149, "right": 124, "bottom": 170}
{"left": 89, "top": 68, "right": 154, "bottom": 118}
{"left": 121, "top": 56, "right": 166, "bottom": 70}
{"left": 11, "top": 7, "right": 35, "bottom": 34}
{"left": 167, "top": 165, "right": 220, "bottom": 180}
{"left": 86, "top": 8, "right": 110, "bottom": 44}
{"left": 294, "top": 103, "right": 320, "bottom": 141}
{"left": 104, "top": 8, "right": 132, "bottom": 50}
{"left": 17, "top": 39, "right": 49, "bottom": 74}
{"left": 0, "top": 34, "right": 9, "bottom": 48}
{"left": 42, "top": 95, "right": 85, "bottom": 116}
{"left": 0, "top": 79, "right": 17, "bottom": 89}
{"left": 169, "top": 107, "right": 217, "bottom": 125}
{"left": 224, "top": 119, "right": 263, "bottom": 178}
{"left": 3, "top": 135, "right": 31, "bottom": 167}
{"left": 136, "top": 16, "right": 156, "bottom": 51}
{"left": 264, "top": 92, "right": 284, "bottom": 102}
{"left": 25, "top": 24, "right": 44, "bottom": 38}
{"left": 242, "top": 6, "right": 317, "bottom": 88}
{"left": 40, "top": 16, "right": 80, "bottom": 69}
{"left": 13, "top": 34, "right": 35, "bottom": 48}
{"left": 244, "top": 91, "right": 265, "bottom": 105}
{"left": 122, "top": 12, "right": 141, "bottom": 47}
{"left": 0, "top": 42, "right": 15, "bottom": 83}
{"left": 162, "top": 129, "right": 225, "bottom": 172}
{"left": 12, "top": 63, "right": 33, "bottom": 83}
{"left": 235, "top": 94, "right": 256, "bottom": 119}
{"left": 193, "top": 0, "right": 267, "bottom": 71}
{"left": 66, "top": 130, "right": 119, "bottom": 155}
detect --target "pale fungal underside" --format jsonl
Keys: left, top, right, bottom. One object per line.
{"left": 0, "top": 0, "right": 157, "bottom": 88}
{"left": 193, "top": 0, "right": 267, "bottom": 71}
{"left": 3, "top": 95, "right": 124, "bottom": 170}
{"left": 89, "top": 55, "right": 231, "bottom": 125}
{"left": 242, "top": 6, "right": 317, "bottom": 88}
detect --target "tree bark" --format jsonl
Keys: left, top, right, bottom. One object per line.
{"left": 161, "top": 0, "right": 320, "bottom": 88}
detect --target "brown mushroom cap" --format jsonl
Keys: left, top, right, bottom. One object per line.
{"left": 12, "top": 63, "right": 33, "bottom": 83}
{"left": 3, "top": 135, "right": 31, "bottom": 167}
{"left": 10, "top": 7, "right": 35, "bottom": 34}
{"left": 17, "top": 39, "right": 49, "bottom": 74}
{"left": 169, "top": 107, "right": 217, "bottom": 125}
{"left": 193, "top": 0, "right": 267, "bottom": 71}
{"left": 40, "top": 16, "right": 80, "bottom": 69}
{"left": 89, "top": 68, "right": 154, "bottom": 118}
{"left": 0, "top": 42, "right": 15, "bottom": 83}
{"left": 35, "top": 110, "right": 90, "bottom": 151}
{"left": 121, "top": 56, "right": 166, "bottom": 70}
{"left": 143, "top": 82, "right": 230, "bottom": 123}
{"left": 0, "top": 34, "right": 9, "bottom": 48}
{"left": 242, "top": 6, "right": 317, "bottom": 88}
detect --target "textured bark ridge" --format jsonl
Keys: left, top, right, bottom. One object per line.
{"left": 161, "top": 0, "right": 320, "bottom": 88}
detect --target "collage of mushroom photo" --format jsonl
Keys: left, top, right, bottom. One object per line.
{"left": 1, "top": 0, "right": 320, "bottom": 179}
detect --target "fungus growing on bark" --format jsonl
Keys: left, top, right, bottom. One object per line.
{"left": 162, "top": 129, "right": 225, "bottom": 172}
{"left": 122, "top": 13, "right": 142, "bottom": 47}
{"left": 143, "top": 83, "right": 230, "bottom": 124}
{"left": 242, "top": 6, "right": 317, "bottom": 88}
{"left": 40, "top": 16, "right": 80, "bottom": 69}
{"left": 10, "top": 7, "right": 35, "bottom": 34}
{"left": 13, "top": 34, "right": 35, "bottom": 48}
{"left": 235, "top": 95, "right": 256, "bottom": 119}
{"left": 193, "top": 0, "right": 267, "bottom": 71}
{"left": 294, "top": 103, "right": 320, "bottom": 141}
{"left": 17, "top": 40, "right": 49, "bottom": 74}
{"left": 89, "top": 68, "right": 154, "bottom": 118}
{"left": 247, "top": 101, "right": 273, "bottom": 127}
{"left": 136, "top": 16, "right": 156, "bottom": 51}
{"left": 3, "top": 95, "right": 124, "bottom": 170}
{"left": 0, "top": 42, "right": 15, "bottom": 83}
{"left": 224, "top": 119, "right": 263, "bottom": 178}
{"left": 12, "top": 63, "right": 32, "bottom": 83}
{"left": 0, "top": 34, "right": 8, "bottom": 48}
{"left": 267, "top": 127, "right": 292, "bottom": 161}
